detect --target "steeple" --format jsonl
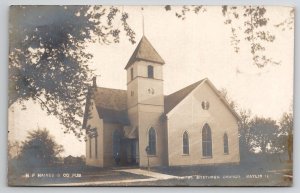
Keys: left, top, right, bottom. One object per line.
{"left": 124, "top": 36, "right": 165, "bottom": 69}
{"left": 125, "top": 35, "right": 165, "bottom": 168}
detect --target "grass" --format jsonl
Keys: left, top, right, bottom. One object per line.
{"left": 8, "top": 156, "right": 293, "bottom": 186}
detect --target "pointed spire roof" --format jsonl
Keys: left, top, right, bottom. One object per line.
{"left": 124, "top": 36, "right": 165, "bottom": 69}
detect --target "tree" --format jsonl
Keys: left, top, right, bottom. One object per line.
{"left": 165, "top": 5, "right": 294, "bottom": 68}
{"left": 279, "top": 112, "right": 293, "bottom": 135}
{"left": 9, "top": 5, "right": 293, "bottom": 138}
{"left": 221, "top": 6, "right": 278, "bottom": 68}
{"left": 278, "top": 112, "right": 293, "bottom": 161}
{"left": 9, "top": 6, "right": 136, "bottom": 137}
{"left": 219, "top": 88, "right": 237, "bottom": 111}
{"left": 238, "top": 109, "right": 252, "bottom": 156}
{"left": 8, "top": 141, "right": 21, "bottom": 159}
{"left": 248, "top": 117, "right": 279, "bottom": 154}
{"left": 19, "top": 128, "right": 64, "bottom": 166}
{"left": 218, "top": 89, "right": 254, "bottom": 160}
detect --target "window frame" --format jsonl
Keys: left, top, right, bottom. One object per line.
{"left": 183, "top": 131, "right": 189, "bottom": 155}
{"left": 223, "top": 133, "right": 229, "bottom": 155}
{"left": 202, "top": 123, "right": 212, "bottom": 158}
{"left": 147, "top": 65, "right": 154, "bottom": 78}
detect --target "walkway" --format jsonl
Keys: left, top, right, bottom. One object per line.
{"left": 117, "top": 168, "right": 177, "bottom": 180}
{"left": 47, "top": 169, "right": 178, "bottom": 186}
{"left": 47, "top": 177, "right": 158, "bottom": 186}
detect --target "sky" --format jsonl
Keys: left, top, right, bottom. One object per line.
{"left": 8, "top": 6, "right": 294, "bottom": 157}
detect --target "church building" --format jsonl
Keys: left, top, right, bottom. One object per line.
{"left": 82, "top": 36, "right": 240, "bottom": 168}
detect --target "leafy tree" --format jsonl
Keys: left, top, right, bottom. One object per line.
{"left": 221, "top": 6, "right": 278, "bottom": 68}
{"left": 8, "top": 141, "right": 21, "bottom": 159}
{"left": 9, "top": 6, "right": 136, "bottom": 137}
{"left": 164, "top": 5, "right": 206, "bottom": 20}
{"left": 238, "top": 109, "right": 252, "bottom": 156}
{"left": 218, "top": 89, "right": 253, "bottom": 159}
{"left": 165, "top": 5, "right": 294, "bottom": 68}
{"left": 19, "top": 128, "right": 64, "bottom": 166}
{"left": 9, "top": 5, "right": 293, "bottom": 139}
{"left": 278, "top": 112, "right": 293, "bottom": 161}
{"left": 279, "top": 112, "right": 293, "bottom": 135}
{"left": 248, "top": 117, "right": 279, "bottom": 154}
{"left": 218, "top": 89, "right": 254, "bottom": 160}
{"left": 274, "top": 8, "right": 295, "bottom": 31}
{"left": 219, "top": 88, "right": 237, "bottom": 111}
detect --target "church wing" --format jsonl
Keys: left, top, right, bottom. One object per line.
{"left": 164, "top": 78, "right": 240, "bottom": 121}
{"left": 165, "top": 78, "right": 241, "bottom": 166}
{"left": 82, "top": 86, "right": 130, "bottom": 129}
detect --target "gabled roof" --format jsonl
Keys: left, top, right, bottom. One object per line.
{"left": 83, "top": 87, "right": 130, "bottom": 126}
{"left": 164, "top": 78, "right": 240, "bottom": 121}
{"left": 164, "top": 79, "right": 206, "bottom": 114}
{"left": 82, "top": 79, "right": 240, "bottom": 129}
{"left": 124, "top": 36, "right": 165, "bottom": 69}
{"left": 93, "top": 87, "right": 127, "bottom": 111}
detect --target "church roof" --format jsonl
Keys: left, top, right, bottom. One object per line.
{"left": 83, "top": 79, "right": 240, "bottom": 128}
{"left": 124, "top": 36, "right": 165, "bottom": 69}
{"left": 164, "top": 78, "right": 240, "bottom": 120}
{"left": 93, "top": 87, "right": 127, "bottom": 111}
{"left": 92, "top": 87, "right": 130, "bottom": 125}
{"left": 164, "top": 79, "right": 206, "bottom": 114}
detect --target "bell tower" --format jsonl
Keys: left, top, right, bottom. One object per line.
{"left": 125, "top": 36, "right": 166, "bottom": 167}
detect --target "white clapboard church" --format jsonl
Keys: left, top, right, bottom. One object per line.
{"left": 82, "top": 36, "right": 240, "bottom": 167}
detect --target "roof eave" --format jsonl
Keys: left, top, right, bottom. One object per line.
{"left": 165, "top": 79, "right": 206, "bottom": 116}
{"left": 124, "top": 58, "right": 165, "bottom": 70}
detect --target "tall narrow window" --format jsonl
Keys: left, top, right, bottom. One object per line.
{"left": 148, "top": 127, "right": 156, "bottom": 155}
{"left": 183, "top": 131, "right": 189, "bottom": 155}
{"left": 130, "top": 68, "right": 134, "bottom": 80}
{"left": 224, "top": 133, "right": 229, "bottom": 154}
{"left": 148, "top": 65, "right": 154, "bottom": 78}
{"left": 95, "top": 136, "right": 98, "bottom": 158}
{"left": 113, "top": 130, "right": 121, "bottom": 157}
{"left": 202, "top": 123, "right": 212, "bottom": 157}
{"left": 89, "top": 136, "right": 92, "bottom": 158}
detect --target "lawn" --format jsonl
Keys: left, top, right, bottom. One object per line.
{"left": 8, "top": 157, "right": 292, "bottom": 186}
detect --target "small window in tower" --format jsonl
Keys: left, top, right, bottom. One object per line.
{"left": 130, "top": 68, "right": 134, "bottom": 80}
{"left": 131, "top": 90, "right": 134, "bottom": 96}
{"left": 148, "top": 88, "right": 155, "bottom": 95}
{"left": 148, "top": 65, "right": 154, "bottom": 78}
{"left": 202, "top": 101, "right": 210, "bottom": 110}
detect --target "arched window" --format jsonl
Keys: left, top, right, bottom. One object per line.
{"left": 113, "top": 130, "right": 121, "bottom": 157}
{"left": 183, "top": 131, "right": 189, "bottom": 155}
{"left": 148, "top": 127, "right": 156, "bottom": 155}
{"left": 224, "top": 133, "right": 229, "bottom": 154}
{"left": 148, "top": 65, "right": 154, "bottom": 78}
{"left": 202, "top": 124, "right": 212, "bottom": 157}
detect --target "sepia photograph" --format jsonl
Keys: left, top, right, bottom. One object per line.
{"left": 7, "top": 5, "right": 294, "bottom": 186}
